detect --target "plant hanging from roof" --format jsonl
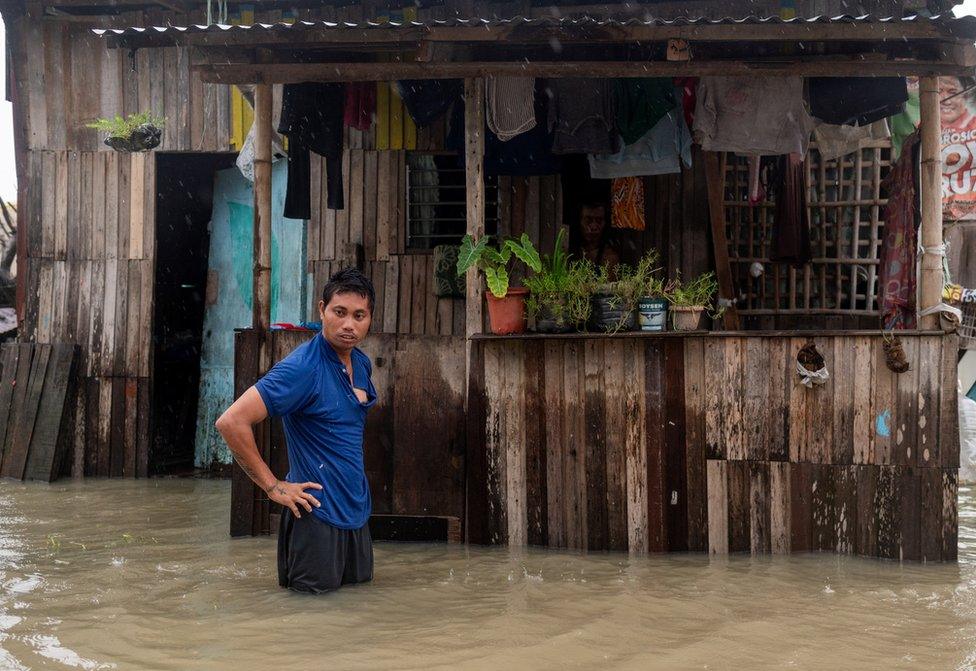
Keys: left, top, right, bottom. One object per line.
{"left": 86, "top": 112, "right": 165, "bottom": 152}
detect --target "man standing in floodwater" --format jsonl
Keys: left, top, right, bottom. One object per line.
{"left": 215, "top": 268, "right": 378, "bottom": 594}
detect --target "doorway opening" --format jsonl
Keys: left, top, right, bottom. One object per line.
{"left": 151, "top": 152, "right": 237, "bottom": 475}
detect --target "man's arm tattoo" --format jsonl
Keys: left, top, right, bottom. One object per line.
{"left": 233, "top": 454, "right": 263, "bottom": 487}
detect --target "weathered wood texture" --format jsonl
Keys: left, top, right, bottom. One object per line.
{"left": 0, "top": 343, "right": 79, "bottom": 482}
{"left": 231, "top": 329, "right": 466, "bottom": 537}
{"left": 475, "top": 333, "right": 959, "bottom": 560}
{"left": 14, "top": 14, "right": 231, "bottom": 153}
{"left": 23, "top": 150, "right": 154, "bottom": 477}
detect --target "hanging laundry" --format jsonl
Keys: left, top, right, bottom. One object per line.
{"left": 611, "top": 177, "right": 646, "bottom": 231}
{"left": 808, "top": 77, "right": 908, "bottom": 127}
{"left": 396, "top": 79, "right": 462, "bottom": 127}
{"left": 747, "top": 155, "right": 763, "bottom": 205}
{"left": 879, "top": 131, "right": 920, "bottom": 330}
{"left": 344, "top": 82, "right": 376, "bottom": 132}
{"left": 693, "top": 76, "right": 814, "bottom": 156}
{"left": 446, "top": 87, "right": 562, "bottom": 176}
{"left": 588, "top": 106, "right": 691, "bottom": 179}
{"left": 278, "top": 82, "right": 345, "bottom": 217}
{"left": 767, "top": 153, "right": 811, "bottom": 266}
{"left": 812, "top": 119, "right": 890, "bottom": 161}
{"left": 888, "top": 78, "right": 920, "bottom": 160}
{"left": 614, "top": 78, "right": 674, "bottom": 146}
{"left": 487, "top": 77, "right": 537, "bottom": 141}
{"left": 235, "top": 123, "right": 286, "bottom": 184}
{"left": 674, "top": 77, "right": 698, "bottom": 130}
{"left": 546, "top": 78, "right": 620, "bottom": 155}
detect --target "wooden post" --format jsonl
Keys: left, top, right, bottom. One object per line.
{"left": 252, "top": 83, "right": 273, "bottom": 364}
{"left": 462, "top": 78, "right": 487, "bottom": 544}
{"left": 918, "top": 76, "right": 945, "bottom": 331}
{"left": 464, "top": 78, "right": 485, "bottom": 339}
{"left": 704, "top": 151, "right": 740, "bottom": 330}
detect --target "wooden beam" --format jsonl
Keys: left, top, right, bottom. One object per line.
{"left": 252, "top": 84, "right": 273, "bottom": 356}
{"left": 195, "top": 58, "right": 974, "bottom": 84}
{"left": 918, "top": 76, "right": 945, "bottom": 331}
{"left": 464, "top": 77, "right": 485, "bottom": 340}
{"left": 704, "top": 152, "right": 739, "bottom": 331}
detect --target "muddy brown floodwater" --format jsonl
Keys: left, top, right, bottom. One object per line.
{"left": 1, "top": 480, "right": 976, "bottom": 670}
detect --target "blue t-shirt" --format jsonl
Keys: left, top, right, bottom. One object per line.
{"left": 255, "top": 334, "right": 377, "bottom": 529}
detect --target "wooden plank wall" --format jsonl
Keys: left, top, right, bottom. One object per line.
{"left": 231, "top": 329, "right": 467, "bottom": 537}
{"left": 22, "top": 150, "right": 154, "bottom": 477}
{"left": 9, "top": 1, "right": 235, "bottom": 476}
{"left": 474, "top": 333, "right": 960, "bottom": 561}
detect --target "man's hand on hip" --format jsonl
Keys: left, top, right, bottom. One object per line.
{"left": 268, "top": 480, "right": 323, "bottom": 518}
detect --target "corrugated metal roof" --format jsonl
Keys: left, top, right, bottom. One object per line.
{"left": 93, "top": 13, "right": 976, "bottom": 40}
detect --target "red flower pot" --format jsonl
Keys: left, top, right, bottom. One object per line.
{"left": 485, "top": 287, "right": 528, "bottom": 335}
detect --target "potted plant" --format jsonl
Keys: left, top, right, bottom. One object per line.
{"left": 666, "top": 271, "right": 720, "bottom": 331}
{"left": 524, "top": 229, "right": 592, "bottom": 333}
{"left": 631, "top": 249, "right": 671, "bottom": 332}
{"left": 588, "top": 255, "right": 656, "bottom": 333}
{"left": 456, "top": 233, "right": 542, "bottom": 335}
{"left": 86, "top": 112, "right": 165, "bottom": 152}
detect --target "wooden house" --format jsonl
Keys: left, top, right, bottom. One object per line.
{"left": 0, "top": 0, "right": 971, "bottom": 559}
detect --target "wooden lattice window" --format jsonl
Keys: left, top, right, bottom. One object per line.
{"left": 723, "top": 142, "right": 892, "bottom": 316}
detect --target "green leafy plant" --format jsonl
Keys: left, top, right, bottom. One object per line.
{"left": 524, "top": 229, "right": 593, "bottom": 330}
{"left": 456, "top": 233, "right": 542, "bottom": 298}
{"left": 86, "top": 112, "right": 166, "bottom": 139}
{"left": 667, "top": 271, "right": 719, "bottom": 309}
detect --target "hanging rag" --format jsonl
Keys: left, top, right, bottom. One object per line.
{"left": 768, "top": 153, "right": 811, "bottom": 266}
{"left": 344, "top": 82, "right": 376, "bottom": 132}
{"left": 487, "top": 76, "right": 537, "bottom": 142}
{"left": 611, "top": 177, "right": 646, "bottom": 231}
{"left": 808, "top": 77, "right": 908, "bottom": 127}
{"left": 588, "top": 105, "right": 692, "bottom": 179}
{"left": 693, "top": 76, "right": 814, "bottom": 156}
{"left": 879, "top": 131, "right": 920, "bottom": 330}
{"left": 278, "top": 82, "right": 345, "bottom": 216}
{"left": 614, "top": 78, "right": 674, "bottom": 146}
{"left": 747, "top": 155, "right": 764, "bottom": 205}
{"left": 235, "top": 123, "right": 286, "bottom": 184}
{"left": 812, "top": 119, "right": 890, "bottom": 161}
{"left": 396, "top": 79, "right": 462, "bottom": 127}
{"left": 546, "top": 78, "right": 620, "bottom": 155}
{"left": 674, "top": 77, "right": 698, "bottom": 130}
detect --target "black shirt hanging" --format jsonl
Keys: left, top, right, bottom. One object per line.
{"left": 808, "top": 77, "right": 908, "bottom": 127}
{"left": 278, "top": 82, "right": 346, "bottom": 218}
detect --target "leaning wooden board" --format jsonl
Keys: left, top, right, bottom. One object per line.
{"left": 0, "top": 343, "right": 79, "bottom": 482}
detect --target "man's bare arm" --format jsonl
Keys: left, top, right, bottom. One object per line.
{"left": 215, "top": 387, "right": 321, "bottom": 518}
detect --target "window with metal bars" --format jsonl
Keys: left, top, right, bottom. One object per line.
{"left": 723, "top": 142, "right": 892, "bottom": 317}
{"left": 405, "top": 152, "right": 499, "bottom": 250}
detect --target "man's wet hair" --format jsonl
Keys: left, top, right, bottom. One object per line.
{"left": 322, "top": 267, "right": 375, "bottom": 313}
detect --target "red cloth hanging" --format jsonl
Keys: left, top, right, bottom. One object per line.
{"left": 344, "top": 82, "right": 376, "bottom": 131}
{"left": 879, "top": 131, "right": 920, "bottom": 330}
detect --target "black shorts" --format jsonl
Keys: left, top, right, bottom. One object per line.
{"left": 277, "top": 512, "right": 373, "bottom": 594}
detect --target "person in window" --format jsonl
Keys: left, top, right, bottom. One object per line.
{"left": 575, "top": 200, "right": 621, "bottom": 275}
{"left": 216, "top": 268, "right": 378, "bottom": 594}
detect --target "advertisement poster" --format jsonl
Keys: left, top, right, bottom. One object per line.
{"left": 896, "top": 77, "right": 976, "bottom": 220}
{"left": 938, "top": 76, "right": 976, "bottom": 220}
